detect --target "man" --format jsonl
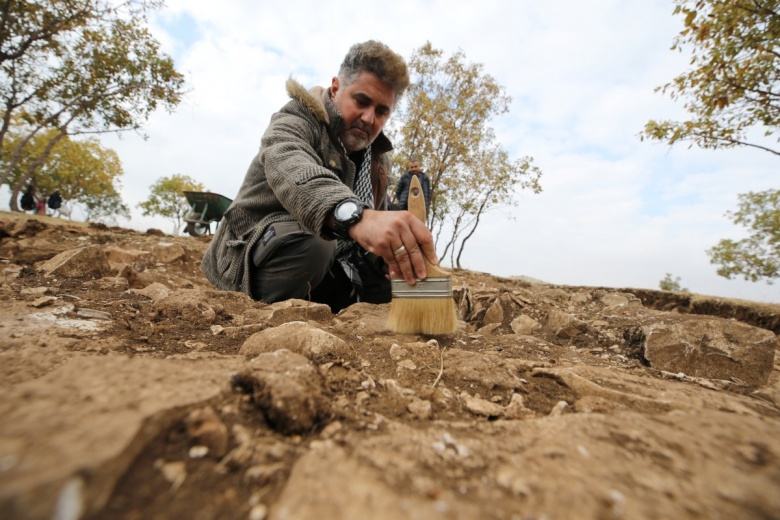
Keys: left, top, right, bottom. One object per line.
{"left": 202, "top": 41, "right": 439, "bottom": 312}
{"left": 394, "top": 159, "right": 431, "bottom": 211}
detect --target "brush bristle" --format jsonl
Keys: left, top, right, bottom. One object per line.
{"left": 386, "top": 297, "right": 457, "bottom": 335}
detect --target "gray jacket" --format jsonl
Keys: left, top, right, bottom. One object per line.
{"left": 201, "top": 78, "right": 393, "bottom": 295}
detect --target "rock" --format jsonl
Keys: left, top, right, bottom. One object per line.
{"left": 482, "top": 292, "right": 518, "bottom": 328}
{"left": 443, "top": 349, "right": 525, "bottom": 389}
{"left": 258, "top": 299, "right": 332, "bottom": 325}
{"left": 232, "top": 349, "right": 331, "bottom": 435}
{"left": 503, "top": 393, "right": 535, "bottom": 419}
{"left": 130, "top": 282, "right": 171, "bottom": 302}
{"left": 21, "top": 287, "right": 50, "bottom": 297}
{"left": 240, "top": 322, "right": 349, "bottom": 359}
{"left": 104, "top": 247, "right": 151, "bottom": 266}
{"left": 184, "top": 406, "right": 229, "bottom": 459}
{"left": 29, "top": 296, "right": 57, "bottom": 308}
{"left": 510, "top": 314, "right": 542, "bottom": 335}
{"left": 158, "top": 461, "right": 186, "bottom": 489}
{"left": 482, "top": 297, "right": 505, "bottom": 326}
{"left": 545, "top": 309, "right": 587, "bottom": 338}
{"left": 333, "top": 302, "right": 391, "bottom": 334}
{"left": 638, "top": 314, "right": 776, "bottom": 386}
{"left": 150, "top": 242, "right": 186, "bottom": 264}
{"left": 75, "top": 309, "right": 112, "bottom": 320}
{"left": 407, "top": 398, "right": 433, "bottom": 420}
{"left": 38, "top": 245, "right": 112, "bottom": 279}
{"left": 460, "top": 392, "right": 503, "bottom": 417}
{"left": 0, "top": 355, "right": 243, "bottom": 519}
{"left": 600, "top": 292, "right": 642, "bottom": 307}
{"left": 453, "top": 285, "right": 473, "bottom": 321}
{"left": 83, "top": 277, "right": 129, "bottom": 290}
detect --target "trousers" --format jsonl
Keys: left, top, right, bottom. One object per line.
{"left": 250, "top": 221, "right": 390, "bottom": 313}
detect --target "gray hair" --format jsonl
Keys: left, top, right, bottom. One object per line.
{"left": 338, "top": 40, "right": 410, "bottom": 103}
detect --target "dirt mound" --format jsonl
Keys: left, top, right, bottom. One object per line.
{"left": 1, "top": 211, "right": 778, "bottom": 520}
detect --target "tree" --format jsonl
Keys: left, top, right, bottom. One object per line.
{"left": 138, "top": 174, "right": 205, "bottom": 235}
{"left": 707, "top": 189, "right": 780, "bottom": 282}
{"left": 641, "top": 0, "right": 779, "bottom": 155}
{"left": 2, "top": 116, "right": 130, "bottom": 222}
{"left": 642, "top": 0, "right": 779, "bottom": 283}
{"left": 659, "top": 273, "right": 689, "bottom": 292}
{"left": 389, "top": 42, "right": 542, "bottom": 268}
{"left": 0, "top": 0, "right": 186, "bottom": 210}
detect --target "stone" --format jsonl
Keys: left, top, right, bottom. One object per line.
{"left": 84, "top": 277, "right": 130, "bottom": 290}
{"left": 104, "top": 247, "right": 151, "bottom": 266}
{"left": 510, "top": 314, "right": 542, "bottom": 335}
{"left": 460, "top": 392, "right": 504, "bottom": 417}
{"left": 233, "top": 349, "right": 331, "bottom": 435}
{"left": 545, "top": 309, "right": 587, "bottom": 338}
{"left": 503, "top": 393, "right": 535, "bottom": 419}
{"left": 130, "top": 282, "right": 171, "bottom": 302}
{"left": 482, "top": 298, "right": 505, "bottom": 326}
{"left": 150, "top": 242, "right": 186, "bottom": 264}
{"left": 407, "top": 398, "right": 433, "bottom": 420}
{"left": 443, "top": 349, "right": 525, "bottom": 389}
{"left": 259, "top": 299, "right": 333, "bottom": 325}
{"left": 0, "top": 355, "right": 243, "bottom": 519}
{"left": 38, "top": 245, "right": 112, "bottom": 279}
{"left": 184, "top": 406, "right": 229, "bottom": 459}
{"left": 240, "top": 321, "right": 349, "bottom": 359}
{"left": 638, "top": 314, "right": 776, "bottom": 386}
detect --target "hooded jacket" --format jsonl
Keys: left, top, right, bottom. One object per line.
{"left": 201, "top": 79, "right": 393, "bottom": 295}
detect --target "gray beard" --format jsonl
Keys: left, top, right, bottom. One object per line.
{"left": 328, "top": 94, "right": 371, "bottom": 152}
{"left": 341, "top": 128, "right": 370, "bottom": 152}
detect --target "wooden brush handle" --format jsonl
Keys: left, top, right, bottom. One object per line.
{"left": 407, "top": 175, "right": 448, "bottom": 277}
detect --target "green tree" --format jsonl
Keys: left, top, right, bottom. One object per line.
{"left": 659, "top": 273, "right": 689, "bottom": 292}
{"left": 390, "top": 42, "right": 542, "bottom": 268}
{"left": 707, "top": 189, "right": 780, "bottom": 282}
{"left": 642, "top": 0, "right": 779, "bottom": 283}
{"left": 2, "top": 116, "right": 130, "bottom": 221}
{"left": 642, "top": 0, "right": 779, "bottom": 155}
{"left": 0, "top": 0, "right": 186, "bottom": 210}
{"left": 138, "top": 174, "right": 205, "bottom": 235}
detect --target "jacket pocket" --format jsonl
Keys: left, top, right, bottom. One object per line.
{"left": 216, "top": 227, "right": 246, "bottom": 290}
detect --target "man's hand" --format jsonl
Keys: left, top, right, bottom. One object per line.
{"left": 349, "top": 209, "right": 438, "bottom": 285}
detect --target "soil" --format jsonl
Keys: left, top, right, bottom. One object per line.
{"left": 1, "top": 210, "right": 779, "bottom": 520}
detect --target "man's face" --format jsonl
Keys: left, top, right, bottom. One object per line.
{"left": 332, "top": 71, "right": 394, "bottom": 153}
{"left": 409, "top": 161, "right": 421, "bottom": 175}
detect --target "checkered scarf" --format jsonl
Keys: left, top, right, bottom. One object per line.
{"left": 327, "top": 94, "right": 376, "bottom": 301}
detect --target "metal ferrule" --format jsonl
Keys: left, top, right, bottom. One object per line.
{"left": 391, "top": 277, "right": 452, "bottom": 299}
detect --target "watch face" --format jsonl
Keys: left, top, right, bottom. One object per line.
{"left": 335, "top": 201, "right": 358, "bottom": 221}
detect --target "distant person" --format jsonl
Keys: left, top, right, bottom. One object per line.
{"left": 19, "top": 184, "right": 36, "bottom": 212}
{"left": 394, "top": 158, "right": 431, "bottom": 211}
{"left": 47, "top": 190, "right": 62, "bottom": 211}
{"left": 201, "top": 40, "right": 439, "bottom": 312}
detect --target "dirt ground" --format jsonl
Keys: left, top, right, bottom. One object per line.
{"left": 1, "top": 210, "right": 779, "bottom": 520}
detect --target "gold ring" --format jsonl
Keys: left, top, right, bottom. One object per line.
{"left": 393, "top": 245, "right": 406, "bottom": 256}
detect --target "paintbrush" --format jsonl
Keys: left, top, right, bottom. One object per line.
{"left": 386, "top": 175, "right": 457, "bottom": 335}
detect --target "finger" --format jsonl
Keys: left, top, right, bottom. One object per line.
{"left": 392, "top": 242, "right": 419, "bottom": 284}
{"left": 408, "top": 223, "right": 438, "bottom": 265}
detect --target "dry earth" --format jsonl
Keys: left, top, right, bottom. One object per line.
{"left": 1, "top": 210, "right": 779, "bottom": 520}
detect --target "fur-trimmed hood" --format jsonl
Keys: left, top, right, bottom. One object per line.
{"left": 285, "top": 78, "right": 329, "bottom": 124}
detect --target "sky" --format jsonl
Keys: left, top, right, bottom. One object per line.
{"left": 13, "top": 0, "right": 780, "bottom": 303}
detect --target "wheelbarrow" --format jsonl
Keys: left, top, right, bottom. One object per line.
{"left": 182, "top": 191, "right": 233, "bottom": 237}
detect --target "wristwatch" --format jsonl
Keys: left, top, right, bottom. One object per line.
{"left": 332, "top": 198, "right": 368, "bottom": 240}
